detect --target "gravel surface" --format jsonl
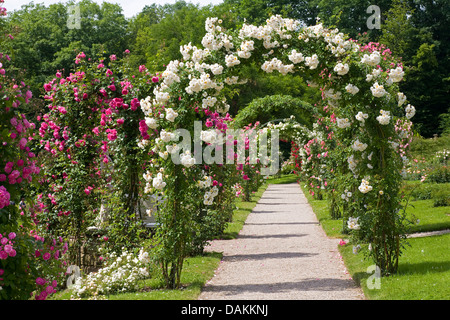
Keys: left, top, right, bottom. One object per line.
{"left": 198, "top": 183, "right": 365, "bottom": 300}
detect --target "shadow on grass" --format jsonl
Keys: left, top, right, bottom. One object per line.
{"left": 409, "top": 222, "right": 450, "bottom": 234}
{"left": 351, "top": 260, "right": 450, "bottom": 289}
{"left": 398, "top": 261, "right": 450, "bottom": 275}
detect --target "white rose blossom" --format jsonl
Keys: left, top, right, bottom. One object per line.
{"left": 355, "top": 111, "right": 368, "bottom": 122}
{"left": 376, "top": 110, "right": 391, "bottom": 125}
{"left": 388, "top": 66, "right": 404, "bottom": 82}
{"left": 180, "top": 150, "right": 195, "bottom": 168}
{"left": 334, "top": 62, "right": 349, "bottom": 75}
{"left": 305, "top": 54, "right": 319, "bottom": 69}
{"left": 358, "top": 179, "right": 373, "bottom": 194}
{"left": 345, "top": 83, "right": 359, "bottom": 95}
{"left": 405, "top": 104, "right": 416, "bottom": 119}
{"left": 145, "top": 117, "right": 158, "bottom": 129}
{"left": 370, "top": 82, "right": 387, "bottom": 98}
{"left": 288, "top": 49, "right": 304, "bottom": 64}
{"left": 352, "top": 139, "right": 368, "bottom": 152}
{"left": 347, "top": 217, "right": 360, "bottom": 230}
{"left": 336, "top": 117, "right": 351, "bottom": 128}
{"left": 165, "top": 108, "right": 178, "bottom": 122}
{"left": 361, "top": 51, "right": 381, "bottom": 66}
{"left": 152, "top": 172, "right": 166, "bottom": 190}
{"left": 225, "top": 54, "right": 240, "bottom": 67}
{"left": 397, "top": 92, "right": 407, "bottom": 106}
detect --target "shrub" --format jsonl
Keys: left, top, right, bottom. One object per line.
{"left": 432, "top": 188, "right": 450, "bottom": 207}
{"left": 428, "top": 166, "right": 450, "bottom": 183}
{"left": 70, "top": 247, "right": 151, "bottom": 299}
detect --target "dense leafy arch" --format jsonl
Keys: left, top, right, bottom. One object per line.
{"left": 233, "top": 94, "right": 315, "bottom": 128}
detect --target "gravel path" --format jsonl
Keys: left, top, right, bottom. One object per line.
{"left": 198, "top": 183, "right": 365, "bottom": 300}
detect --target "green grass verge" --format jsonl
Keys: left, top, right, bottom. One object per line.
{"left": 405, "top": 200, "right": 450, "bottom": 233}
{"left": 299, "top": 183, "right": 344, "bottom": 238}
{"left": 339, "top": 234, "right": 450, "bottom": 300}
{"left": 299, "top": 178, "right": 450, "bottom": 300}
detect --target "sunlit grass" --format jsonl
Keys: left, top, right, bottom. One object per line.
{"left": 339, "top": 234, "right": 450, "bottom": 300}
{"left": 299, "top": 177, "right": 450, "bottom": 300}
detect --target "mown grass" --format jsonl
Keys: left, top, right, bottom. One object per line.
{"left": 300, "top": 180, "right": 450, "bottom": 300}
{"left": 339, "top": 234, "right": 450, "bottom": 300}
{"left": 405, "top": 199, "right": 450, "bottom": 233}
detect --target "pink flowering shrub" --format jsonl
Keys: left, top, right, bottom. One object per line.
{"left": 0, "top": 1, "right": 71, "bottom": 300}
{"left": 35, "top": 50, "right": 160, "bottom": 264}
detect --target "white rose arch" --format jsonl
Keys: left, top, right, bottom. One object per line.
{"left": 138, "top": 15, "right": 414, "bottom": 287}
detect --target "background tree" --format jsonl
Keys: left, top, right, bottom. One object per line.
{"left": 7, "top": 0, "right": 129, "bottom": 98}
{"left": 379, "top": 0, "right": 446, "bottom": 137}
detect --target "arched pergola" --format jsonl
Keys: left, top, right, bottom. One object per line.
{"left": 139, "top": 15, "right": 414, "bottom": 287}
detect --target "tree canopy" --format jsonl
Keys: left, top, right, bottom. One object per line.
{"left": 3, "top": 0, "right": 449, "bottom": 137}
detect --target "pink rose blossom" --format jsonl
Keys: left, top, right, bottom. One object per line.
{"left": 0, "top": 251, "right": 8, "bottom": 259}
{"left": 0, "top": 186, "right": 10, "bottom": 209}
{"left": 8, "top": 249, "right": 16, "bottom": 257}
{"left": 43, "top": 83, "right": 52, "bottom": 92}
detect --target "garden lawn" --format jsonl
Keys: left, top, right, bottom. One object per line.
{"left": 339, "top": 234, "right": 450, "bottom": 300}
{"left": 405, "top": 199, "right": 450, "bottom": 233}
{"left": 300, "top": 177, "right": 450, "bottom": 300}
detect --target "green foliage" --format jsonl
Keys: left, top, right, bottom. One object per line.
{"left": 4, "top": 0, "right": 448, "bottom": 138}
{"left": 432, "top": 188, "right": 450, "bottom": 207}
{"left": 6, "top": 0, "right": 129, "bottom": 96}
{"left": 409, "top": 135, "right": 450, "bottom": 159}
{"left": 234, "top": 95, "right": 315, "bottom": 128}
{"left": 439, "top": 111, "right": 450, "bottom": 136}
{"left": 428, "top": 166, "right": 450, "bottom": 183}
{"left": 380, "top": 0, "right": 449, "bottom": 137}
{"left": 128, "top": 1, "right": 218, "bottom": 71}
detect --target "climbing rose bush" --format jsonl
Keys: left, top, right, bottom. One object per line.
{"left": 0, "top": 0, "right": 70, "bottom": 300}
{"left": 35, "top": 51, "right": 159, "bottom": 265}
